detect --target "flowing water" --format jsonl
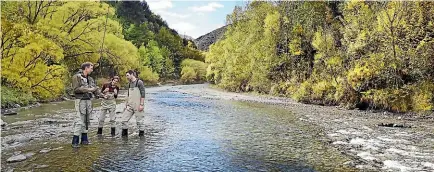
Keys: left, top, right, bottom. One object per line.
{"left": 2, "top": 86, "right": 363, "bottom": 171}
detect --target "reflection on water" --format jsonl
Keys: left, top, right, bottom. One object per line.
{"left": 2, "top": 89, "right": 357, "bottom": 171}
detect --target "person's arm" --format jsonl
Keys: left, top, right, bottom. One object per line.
{"left": 114, "top": 86, "right": 119, "bottom": 99}
{"left": 101, "top": 83, "right": 108, "bottom": 94}
{"left": 72, "top": 75, "right": 94, "bottom": 93}
{"left": 89, "top": 77, "right": 104, "bottom": 98}
{"left": 137, "top": 80, "right": 146, "bottom": 105}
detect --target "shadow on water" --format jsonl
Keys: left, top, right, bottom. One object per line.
{"left": 2, "top": 88, "right": 359, "bottom": 171}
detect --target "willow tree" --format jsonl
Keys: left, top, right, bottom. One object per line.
{"left": 1, "top": 1, "right": 140, "bottom": 99}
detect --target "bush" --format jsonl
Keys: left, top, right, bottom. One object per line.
{"left": 312, "top": 80, "right": 336, "bottom": 104}
{"left": 180, "top": 59, "right": 207, "bottom": 84}
{"left": 180, "top": 66, "right": 197, "bottom": 84}
{"left": 334, "top": 78, "right": 359, "bottom": 109}
{"left": 291, "top": 80, "right": 312, "bottom": 102}
{"left": 138, "top": 66, "right": 159, "bottom": 86}
{"left": 1, "top": 86, "right": 37, "bottom": 108}
{"left": 411, "top": 82, "right": 434, "bottom": 112}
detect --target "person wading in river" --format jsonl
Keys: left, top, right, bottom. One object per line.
{"left": 121, "top": 70, "right": 146, "bottom": 137}
{"left": 71, "top": 62, "right": 105, "bottom": 148}
{"left": 97, "top": 76, "right": 120, "bottom": 136}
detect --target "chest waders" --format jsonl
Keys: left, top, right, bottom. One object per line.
{"left": 97, "top": 82, "right": 117, "bottom": 136}
{"left": 121, "top": 80, "right": 146, "bottom": 137}
{"left": 72, "top": 74, "right": 93, "bottom": 147}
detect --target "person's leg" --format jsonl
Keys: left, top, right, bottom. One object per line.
{"left": 97, "top": 108, "right": 108, "bottom": 135}
{"left": 108, "top": 107, "right": 117, "bottom": 136}
{"left": 80, "top": 100, "right": 91, "bottom": 144}
{"left": 121, "top": 106, "right": 134, "bottom": 137}
{"left": 136, "top": 111, "right": 145, "bottom": 137}
{"left": 72, "top": 99, "right": 82, "bottom": 147}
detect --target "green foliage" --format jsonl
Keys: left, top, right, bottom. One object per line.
{"left": 138, "top": 66, "right": 159, "bottom": 85}
{"left": 1, "top": 87, "right": 36, "bottom": 108}
{"left": 1, "top": 1, "right": 204, "bottom": 106}
{"left": 180, "top": 59, "right": 207, "bottom": 84}
{"left": 180, "top": 67, "right": 197, "bottom": 84}
{"left": 206, "top": 1, "right": 434, "bottom": 112}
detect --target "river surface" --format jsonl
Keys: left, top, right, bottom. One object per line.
{"left": 1, "top": 84, "right": 433, "bottom": 172}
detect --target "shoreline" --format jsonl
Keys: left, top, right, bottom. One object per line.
{"left": 2, "top": 83, "right": 433, "bottom": 119}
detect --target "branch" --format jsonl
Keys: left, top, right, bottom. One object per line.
{"left": 67, "top": 12, "right": 87, "bottom": 34}
{"left": 26, "top": 1, "right": 32, "bottom": 23}
{"left": 76, "top": 38, "right": 94, "bottom": 46}
{"left": 33, "top": 85, "right": 55, "bottom": 96}
{"left": 64, "top": 51, "right": 95, "bottom": 58}
{"left": 70, "top": 21, "right": 96, "bottom": 42}
{"left": 31, "top": 68, "right": 61, "bottom": 88}
{"left": 30, "top": 1, "right": 43, "bottom": 24}
{"left": 63, "top": 8, "right": 80, "bottom": 24}
{"left": 19, "top": 52, "right": 43, "bottom": 77}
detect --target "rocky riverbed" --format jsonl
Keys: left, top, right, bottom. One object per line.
{"left": 1, "top": 84, "right": 433, "bottom": 172}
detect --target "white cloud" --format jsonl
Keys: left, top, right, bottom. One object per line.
{"left": 146, "top": 0, "right": 173, "bottom": 11}
{"left": 171, "top": 22, "right": 197, "bottom": 35}
{"left": 144, "top": 1, "right": 227, "bottom": 39}
{"left": 189, "top": 2, "right": 224, "bottom": 12}
{"left": 157, "top": 11, "right": 190, "bottom": 19}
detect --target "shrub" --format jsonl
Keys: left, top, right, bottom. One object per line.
{"left": 411, "top": 82, "right": 434, "bottom": 112}
{"left": 180, "top": 59, "right": 207, "bottom": 84}
{"left": 312, "top": 80, "right": 335, "bottom": 103}
{"left": 1, "top": 86, "right": 37, "bottom": 108}
{"left": 180, "top": 66, "right": 197, "bottom": 84}
{"left": 291, "top": 80, "right": 312, "bottom": 102}
{"left": 334, "top": 78, "right": 359, "bottom": 109}
{"left": 138, "top": 66, "right": 159, "bottom": 86}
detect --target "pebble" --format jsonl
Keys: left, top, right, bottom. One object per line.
{"left": 6, "top": 154, "right": 27, "bottom": 163}
{"left": 24, "top": 152, "right": 35, "bottom": 158}
{"left": 52, "top": 147, "right": 64, "bottom": 151}
{"left": 35, "top": 164, "right": 49, "bottom": 169}
{"left": 39, "top": 148, "right": 51, "bottom": 153}
{"left": 13, "top": 151, "right": 22, "bottom": 155}
{"left": 16, "top": 136, "right": 32, "bottom": 143}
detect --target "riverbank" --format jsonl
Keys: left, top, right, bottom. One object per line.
{"left": 1, "top": 84, "right": 433, "bottom": 171}
{"left": 178, "top": 84, "right": 434, "bottom": 171}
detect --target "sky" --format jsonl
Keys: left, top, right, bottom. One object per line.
{"left": 145, "top": 0, "right": 245, "bottom": 39}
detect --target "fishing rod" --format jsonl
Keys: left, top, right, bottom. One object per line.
{"left": 98, "top": 6, "right": 109, "bottom": 77}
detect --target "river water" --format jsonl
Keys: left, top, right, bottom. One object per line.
{"left": 3, "top": 84, "right": 431, "bottom": 171}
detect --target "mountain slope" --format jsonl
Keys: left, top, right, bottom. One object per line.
{"left": 194, "top": 25, "right": 229, "bottom": 51}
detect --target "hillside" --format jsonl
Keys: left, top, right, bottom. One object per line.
{"left": 194, "top": 25, "right": 229, "bottom": 51}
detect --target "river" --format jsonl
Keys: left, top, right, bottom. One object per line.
{"left": 1, "top": 84, "right": 433, "bottom": 172}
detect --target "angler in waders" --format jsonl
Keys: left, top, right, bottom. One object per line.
{"left": 121, "top": 70, "right": 146, "bottom": 137}
{"left": 97, "top": 76, "right": 120, "bottom": 136}
{"left": 71, "top": 62, "right": 105, "bottom": 148}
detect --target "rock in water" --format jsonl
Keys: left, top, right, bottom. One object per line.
{"left": 1, "top": 109, "right": 17, "bottom": 116}
{"left": 35, "top": 164, "right": 49, "bottom": 169}
{"left": 52, "top": 147, "right": 63, "bottom": 151}
{"left": 7, "top": 154, "right": 27, "bottom": 163}
{"left": 39, "top": 148, "right": 51, "bottom": 153}
{"left": 24, "top": 152, "right": 35, "bottom": 158}
{"left": 1, "top": 119, "right": 6, "bottom": 127}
